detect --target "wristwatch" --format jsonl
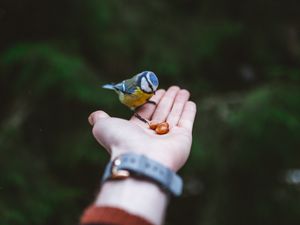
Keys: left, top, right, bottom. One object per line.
{"left": 101, "top": 153, "right": 183, "bottom": 196}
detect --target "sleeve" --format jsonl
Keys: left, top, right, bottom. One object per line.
{"left": 80, "top": 205, "right": 154, "bottom": 225}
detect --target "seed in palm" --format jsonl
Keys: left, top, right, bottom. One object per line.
{"left": 149, "top": 121, "right": 169, "bottom": 135}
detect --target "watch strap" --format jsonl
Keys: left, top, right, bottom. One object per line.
{"left": 101, "top": 153, "right": 183, "bottom": 196}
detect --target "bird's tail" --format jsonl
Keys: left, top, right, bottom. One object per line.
{"left": 102, "top": 83, "right": 115, "bottom": 90}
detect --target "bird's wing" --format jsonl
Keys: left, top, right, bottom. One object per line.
{"left": 114, "top": 79, "right": 137, "bottom": 94}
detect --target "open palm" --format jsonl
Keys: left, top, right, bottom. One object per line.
{"left": 89, "top": 86, "right": 196, "bottom": 172}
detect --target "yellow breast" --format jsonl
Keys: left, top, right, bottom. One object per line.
{"left": 119, "top": 88, "right": 154, "bottom": 110}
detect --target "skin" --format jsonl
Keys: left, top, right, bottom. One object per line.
{"left": 88, "top": 86, "right": 197, "bottom": 225}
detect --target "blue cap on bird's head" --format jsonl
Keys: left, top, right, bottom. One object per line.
{"left": 137, "top": 71, "right": 159, "bottom": 94}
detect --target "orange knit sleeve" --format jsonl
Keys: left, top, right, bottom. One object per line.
{"left": 80, "top": 205, "right": 154, "bottom": 225}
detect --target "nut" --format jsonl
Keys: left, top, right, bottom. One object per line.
{"left": 149, "top": 122, "right": 159, "bottom": 130}
{"left": 155, "top": 122, "right": 169, "bottom": 135}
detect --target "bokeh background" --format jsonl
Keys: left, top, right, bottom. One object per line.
{"left": 1, "top": 1, "right": 300, "bottom": 225}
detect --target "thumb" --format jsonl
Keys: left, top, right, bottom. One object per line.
{"left": 88, "top": 110, "right": 110, "bottom": 126}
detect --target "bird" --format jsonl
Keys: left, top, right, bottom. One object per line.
{"left": 102, "top": 71, "right": 159, "bottom": 122}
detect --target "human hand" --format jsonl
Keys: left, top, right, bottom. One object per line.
{"left": 89, "top": 86, "right": 196, "bottom": 172}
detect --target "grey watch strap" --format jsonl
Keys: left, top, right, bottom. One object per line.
{"left": 101, "top": 153, "right": 183, "bottom": 196}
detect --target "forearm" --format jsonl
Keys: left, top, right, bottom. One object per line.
{"left": 95, "top": 178, "right": 169, "bottom": 225}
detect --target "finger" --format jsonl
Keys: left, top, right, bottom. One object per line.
{"left": 178, "top": 101, "right": 197, "bottom": 132}
{"left": 166, "top": 89, "right": 190, "bottom": 127}
{"left": 151, "top": 86, "right": 180, "bottom": 122}
{"left": 88, "top": 110, "right": 110, "bottom": 126}
{"left": 130, "top": 89, "right": 165, "bottom": 123}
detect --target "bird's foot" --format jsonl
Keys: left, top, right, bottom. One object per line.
{"left": 134, "top": 112, "right": 149, "bottom": 124}
{"left": 146, "top": 100, "right": 157, "bottom": 105}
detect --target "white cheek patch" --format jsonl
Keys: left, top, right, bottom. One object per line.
{"left": 146, "top": 72, "right": 152, "bottom": 83}
{"left": 141, "top": 77, "right": 151, "bottom": 92}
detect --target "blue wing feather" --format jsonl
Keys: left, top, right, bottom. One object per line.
{"left": 114, "top": 79, "right": 137, "bottom": 94}
{"left": 102, "top": 75, "right": 138, "bottom": 94}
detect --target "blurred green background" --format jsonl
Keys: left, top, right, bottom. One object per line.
{"left": 0, "top": 1, "right": 299, "bottom": 225}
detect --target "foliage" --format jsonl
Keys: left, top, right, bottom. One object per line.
{"left": 0, "top": 0, "right": 299, "bottom": 225}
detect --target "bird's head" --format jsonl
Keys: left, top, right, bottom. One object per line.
{"left": 137, "top": 71, "right": 159, "bottom": 94}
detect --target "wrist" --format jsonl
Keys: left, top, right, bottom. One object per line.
{"left": 104, "top": 152, "right": 183, "bottom": 197}
{"left": 96, "top": 177, "right": 169, "bottom": 225}
{"left": 97, "top": 152, "right": 183, "bottom": 225}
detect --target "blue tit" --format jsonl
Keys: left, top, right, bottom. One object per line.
{"left": 102, "top": 71, "right": 159, "bottom": 111}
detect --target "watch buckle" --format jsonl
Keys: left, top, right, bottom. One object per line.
{"left": 111, "top": 158, "right": 130, "bottom": 179}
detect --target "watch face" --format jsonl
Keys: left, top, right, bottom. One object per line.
{"left": 111, "top": 158, "right": 130, "bottom": 179}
